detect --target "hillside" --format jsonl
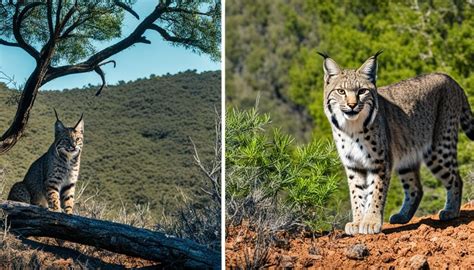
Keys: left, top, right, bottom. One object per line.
{"left": 225, "top": 0, "right": 474, "bottom": 223}
{"left": 226, "top": 201, "right": 474, "bottom": 269}
{"left": 0, "top": 70, "right": 220, "bottom": 216}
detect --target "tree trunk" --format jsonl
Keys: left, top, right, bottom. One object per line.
{"left": 0, "top": 200, "right": 220, "bottom": 269}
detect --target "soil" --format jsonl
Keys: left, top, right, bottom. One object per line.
{"left": 226, "top": 202, "right": 474, "bottom": 269}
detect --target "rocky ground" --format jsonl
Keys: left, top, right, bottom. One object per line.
{"left": 226, "top": 202, "right": 474, "bottom": 269}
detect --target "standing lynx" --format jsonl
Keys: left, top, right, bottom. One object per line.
{"left": 8, "top": 110, "right": 84, "bottom": 214}
{"left": 319, "top": 51, "right": 473, "bottom": 235}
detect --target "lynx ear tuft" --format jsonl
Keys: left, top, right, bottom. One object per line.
{"left": 53, "top": 109, "right": 65, "bottom": 132}
{"left": 317, "top": 52, "right": 341, "bottom": 84}
{"left": 74, "top": 113, "right": 84, "bottom": 133}
{"left": 357, "top": 50, "right": 383, "bottom": 84}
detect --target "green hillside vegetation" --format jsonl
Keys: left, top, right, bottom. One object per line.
{"left": 0, "top": 70, "right": 220, "bottom": 217}
{"left": 226, "top": 0, "right": 473, "bottom": 224}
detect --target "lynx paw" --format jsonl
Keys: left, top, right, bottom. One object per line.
{"left": 438, "top": 209, "right": 460, "bottom": 221}
{"left": 358, "top": 220, "right": 382, "bottom": 234}
{"left": 389, "top": 213, "right": 411, "bottom": 224}
{"left": 345, "top": 222, "right": 360, "bottom": 235}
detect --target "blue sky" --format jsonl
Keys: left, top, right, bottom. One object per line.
{"left": 0, "top": 2, "right": 220, "bottom": 90}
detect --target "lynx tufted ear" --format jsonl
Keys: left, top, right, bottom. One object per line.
{"left": 53, "top": 108, "right": 65, "bottom": 132}
{"left": 357, "top": 50, "right": 383, "bottom": 84}
{"left": 74, "top": 113, "right": 84, "bottom": 134}
{"left": 317, "top": 52, "right": 341, "bottom": 85}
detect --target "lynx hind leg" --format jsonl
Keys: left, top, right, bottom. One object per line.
{"left": 7, "top": 182, "right": 31, "bottom": 204}
{"left": 389, "top": 166, "right": 423, "bottom": 224}
{"left": 425, "top": 122, "right": 463, "bottom": 220}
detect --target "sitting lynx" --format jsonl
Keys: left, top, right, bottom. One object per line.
{"left": 319, "top": 51, "right": 473, "bottom": 235}
{"left": 8, "top": 110, "right": 84, "bottom": 214}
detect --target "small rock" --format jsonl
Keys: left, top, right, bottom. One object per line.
{"left": 469, "top": 234, "right": 474, "bottom": 242}
{"left": 399, "top": 247, "right": 411, "bottom": 257}
{"left": 409, "top": 254, "right": 429, "bottom": 270}
{"left": 345, "top": 243, "right": 369, "bottom": 260}
{"left": 274, "top": 237, "right": 290, "bottom": 249}
{"left": 457, "top": 231, "right": 468, "bottom": 240}
{"left": 308, "top": 246, "right": 320, "bottom": 255}
{"left": 399, "top": 234, "right": 411, "bottom": 241}
{"left": 307, "top": 254, "right": 322, "bottom": 260}
{"left": 381, "top": 253, "right": 394, "bottom": 263}
{"left": 444, "top": 226, "right": 454, "bottom": 236}
{"left": 418, "top": 224, "right": 430, "bottom": 233}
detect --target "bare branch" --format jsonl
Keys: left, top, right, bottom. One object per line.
{"left": 12, "top": 2, "right": 43, "bottom": 59}
{"left": 55, "top": 0, "right": 63, "bottom": 28}
{"left": 148, "top": 24, "right": 197, "bottom": 45}
{"left": 164, "top": 7, "right": 215, "bottom": 17}
{"left": 137, "top": 36, "right": 151, "bottom": 44}
{"left": 53, "top": 1, "right": 78, "bottom": 38}
{"left": 98, "top": 60, "right": 116, "bottom": 68}
{"left": 114, "top": 0, "right": 140, "bottom": 20}
{"left": 46, "top": 0, "right": 54, "bottom": 38}
{"left": 94, "top": 60, "right": 116, "bottom": 96}
{"left": 43, "top": 5, "right": 169, "bottom": 84}
{"left": 0, "top": 39, "right": 20, "bottom": 47}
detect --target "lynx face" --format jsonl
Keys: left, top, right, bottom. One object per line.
{"left": 321, "top": 52, "right": 381, "bottom": 131}
{"left": 55, "top": 115, "right": 84, "bottom": 160}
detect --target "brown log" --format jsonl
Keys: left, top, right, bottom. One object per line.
{"left": 0, "top": 200, "right": 220, "bottom": 269}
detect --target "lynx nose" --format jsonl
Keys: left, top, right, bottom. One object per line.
{"left": 347, "top": 103, "right": 357, "bottom": 109}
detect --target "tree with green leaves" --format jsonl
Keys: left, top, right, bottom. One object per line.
{"left": 0, "top": 0, "right": 220, "bottom": 154}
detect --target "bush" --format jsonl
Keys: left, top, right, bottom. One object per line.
{"left": 226, "top": 106, "right": 341, "bottom": 230}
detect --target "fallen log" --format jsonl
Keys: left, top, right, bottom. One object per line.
{"left": 0, "top": 200, "right": 220, "bottom": 269}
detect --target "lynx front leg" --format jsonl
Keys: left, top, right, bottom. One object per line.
{"left": 60, "top": 183, "right": 76, "bottom": 214}
{"left": 359, "top": 167, "right": 389, "bottom": 234}
{"left": 46, "top": 186, "right": 61, "bottom": 212}
{"left": 345, "top": 167, "right": 367, "bottom": 235}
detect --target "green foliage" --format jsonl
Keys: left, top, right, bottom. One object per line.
{"left": 0, "top": 1, "right": 126, "bottom": 64}
{"left": 226, "top": 107, "right": 342, "bottom": 229}
{"left": 0, "top": 1, "right": 221, "bottom": 64}
{"left": 0, "top": 70, "right": 220, "bottom": 216}
{"left": 161, "top": 0, "right": 222, "bottom": 61}
{"left": 226, "top": 0, "right": 474, "bottom": 223}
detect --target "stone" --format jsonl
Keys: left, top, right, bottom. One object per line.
{"left": 345, "top": 243, "right": 369, "bottom": 260}
{"left": 409, "top": 254, "right": 429, "bottom": 270}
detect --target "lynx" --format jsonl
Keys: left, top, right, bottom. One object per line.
{"left": 8, "top": 110, "right": 84, "bottom": 214}
{"left": 319, "top": 51, "right": 473, "bottom": 235}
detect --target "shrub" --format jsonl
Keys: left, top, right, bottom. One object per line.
{"left": 226, "top": 106, "right": 341, "bottom": 230}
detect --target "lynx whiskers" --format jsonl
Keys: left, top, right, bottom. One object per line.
{"left": 318, "top": 51, "right": 473, "bottom": 235}
{"left": 8, "top": 109, "right": 84, "bottom": 214}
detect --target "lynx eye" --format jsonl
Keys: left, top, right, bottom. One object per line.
{"left": 358, "top": 88, "right": 368, "bottom": 95}
{"left": 336, "top": 89, "right": 346, "bottom": 95}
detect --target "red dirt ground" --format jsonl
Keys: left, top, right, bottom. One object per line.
{"left": 226, "top": 202, "right": 474, "bottom": 269}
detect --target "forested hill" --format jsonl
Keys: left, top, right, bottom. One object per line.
{"left": 226, "top": 0, "right": 473, "bottom": 143}
{"left": 0, "top": 70, "right": 220, "bottom": 215}
{"left": 226, "top": 0, "right": 473, "bottom": 220}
